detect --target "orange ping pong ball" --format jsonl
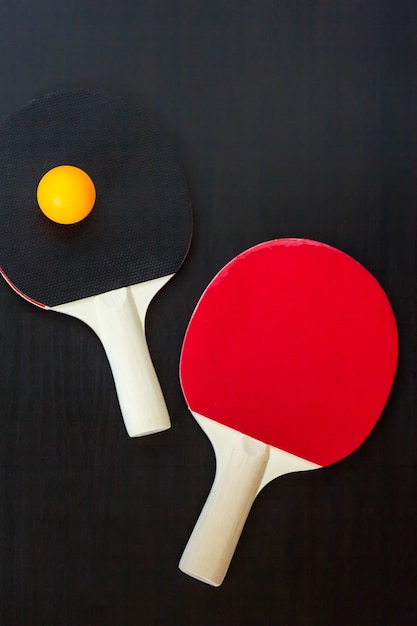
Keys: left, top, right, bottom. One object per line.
{"left": 36, "top": 165, "right": 96, "bottom": 224}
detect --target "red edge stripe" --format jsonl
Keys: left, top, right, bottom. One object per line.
{"left": 0, "top": 267, "right": 47, "bottom": 309}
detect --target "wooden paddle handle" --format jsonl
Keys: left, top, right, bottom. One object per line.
{"left": 179, "top": 434, "right": 270, "bottom": 586}
{"left": 55, "top": 282, "right": 171, "bottom": 436}
{"left": 92, "top": 287, "right": 170, "bottom": 436}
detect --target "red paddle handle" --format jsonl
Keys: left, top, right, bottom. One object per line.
{"left": 179, "top": 433, "right": 270, "bottom": 586}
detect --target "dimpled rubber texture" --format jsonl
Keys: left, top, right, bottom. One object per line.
{"left": 180, "top": 239, "right": 398, "bottom": 467}
{"left": 0, "top": 89, "right": 192, "bottom": 307}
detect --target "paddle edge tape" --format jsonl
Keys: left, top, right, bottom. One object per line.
{"left": 0, "top": 266, "right": 47, "bottom": 308}
{"left": 179, "top": 238, "right": 399, "bottom": 468}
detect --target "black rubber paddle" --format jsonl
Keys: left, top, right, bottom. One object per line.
{"left": 0, "top": 89, "right": 192, "bottom": 436}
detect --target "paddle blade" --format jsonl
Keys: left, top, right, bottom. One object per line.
{"left": 180, "top": 239, "right": 398, "bottom": 467}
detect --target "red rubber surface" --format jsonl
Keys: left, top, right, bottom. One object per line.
{"left": 180, "top": 239, "right": 398, "bottom": 466}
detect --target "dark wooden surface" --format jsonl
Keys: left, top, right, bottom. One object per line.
{"left": 1, "top": 2, "right": 416, "bottom": 624}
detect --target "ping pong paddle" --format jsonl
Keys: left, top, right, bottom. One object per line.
{"left": 179, "top": 238, "right": 398, "bottom": 586}
{"left": 0, "top": 89, "right": 192, "bottom": 436}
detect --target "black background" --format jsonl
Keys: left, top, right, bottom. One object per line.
{"left": 1, "top": 2, "right": 416, "bottom": 625}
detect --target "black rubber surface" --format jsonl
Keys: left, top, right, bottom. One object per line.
{"left": 0, "top": 89, "right": 192, "bottom": 307}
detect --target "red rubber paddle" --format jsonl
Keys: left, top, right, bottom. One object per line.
{"left": 179, "top": 239, "right": 398, "bottom": 586}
